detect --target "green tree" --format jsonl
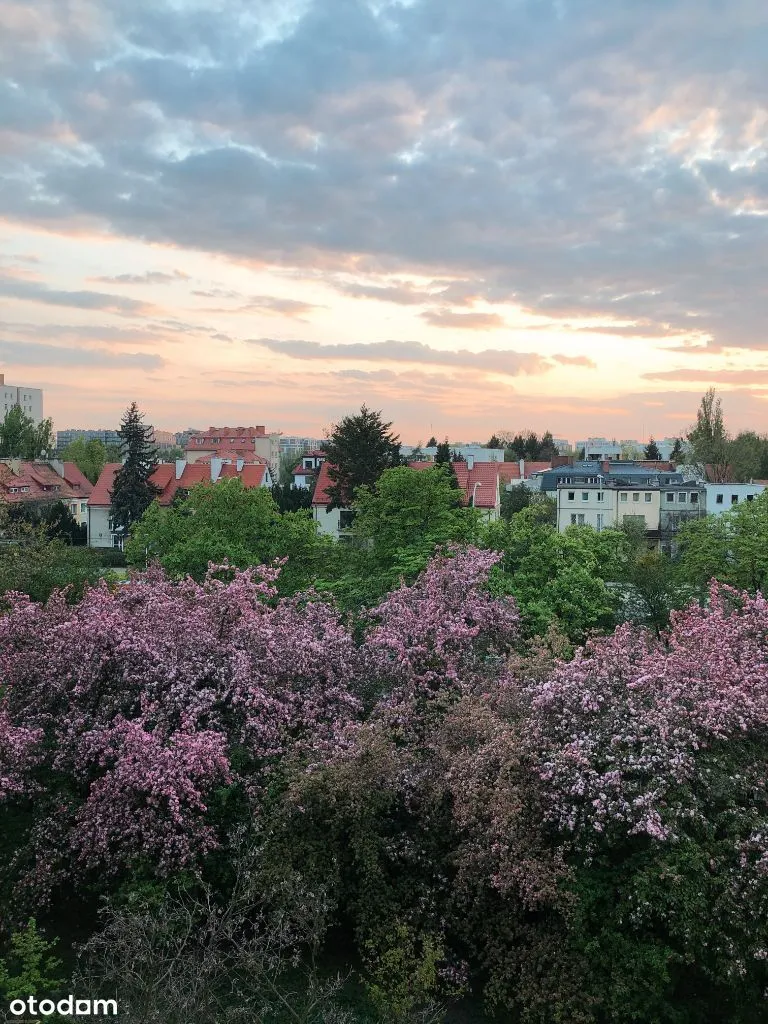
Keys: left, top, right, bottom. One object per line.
{"left": 644, "top": 437, "right": 661, "bottom": 460}
{"left": 125, "top": 479, "right": 328, "bottom": 594}
{"left": 60, "top": 437, "right": 107, "bottom": 484}
{"left": 687, "top": 388, "right": 730, "bottom": 481}
{"left": 271, "top": 482, "right": 312, "bottom": 513}
{"left": 426, "top": 436, "right": 437, "bottom": 448}
{"left": 483, "top": 508, "right": 628, "bottom": 640}
{"left": 353, "top": 466, "right": 480, "bottom": 577}
{"left": 0, "top": 920, "right": 63, "bottom": 1002}
{"left": 500, "top": 483, "right": 532, "bottom": 520}
{"left": 322, "top": 405, "right": 400, "bottom": 510}
{"left": 0, "top": 406, "right": 54, "bottom": 459}
{"left": 487, "top": 434, "right": 501, "bottom": 449}
{"left": 670, "top": 437, "right": 685, "bottom": 462}
{"left": 728, "top": 431, "right": 764, "bottom": 483}
{"left": 434, "top": 440, "right": 451, "bottom": 466}
{"left": 110, "top": 402, "right": 160, "bottom": 539}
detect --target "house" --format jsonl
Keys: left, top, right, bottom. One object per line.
{"left": 704, "top": 482, "right": 767, "bottom": 514}
{"left": 292, "top": 451, "right": 326, "bottom": 489}
{"left": 87, "top": 458, "right": 272, "bottom": 549}
{"left": 311, "top": 455, "right": 505, "bottom": 540}
{"left": 0, "top": 459, "right": 93, "bottom": 526}
{"left": 556, "top": 476, "right": 705, "bottom": 552}
{"left": 185, "top": 426, "right": 282, "bottom": 477}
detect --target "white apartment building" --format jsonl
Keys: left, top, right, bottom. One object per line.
{"left": 0, "top": 373, "right": 43, "bottom": 423}
{"left": 705, "top": 482, "right": 767, "bottom": 514}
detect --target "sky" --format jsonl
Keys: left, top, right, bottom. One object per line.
{"left": 1, "top": 0, "right": 768, "bottom": 444}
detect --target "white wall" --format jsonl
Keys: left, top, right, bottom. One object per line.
{"left": 88, "top": 507, "right": 117, "bottom": 548}
{"left": 705, "top": 483, "right": 766, "bottom": 515}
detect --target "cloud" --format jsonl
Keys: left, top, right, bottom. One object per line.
{"left": 0, "top": 275, "right": 157, "bottom": 315}
{"left": 642, "top": 368, "right": 768, "bottom": 385}
{"left": 420, "top": 309, "right": 506, "bottom": 330}
{"left": 0, "top": 338, "right": 164, "bottom": 370}
{"left": 91, "top": 270, "right": 190, "bottom": 284}
{"left": 552, "top": 354, "right": 597, "bottom": 368}
{"left": 2, "top": 0, "right": 768, "bottom": 355}
{"left": 193, "top": 290, "right": 322, "bottom": 317}
{"left": 247, "top": 337, "right": 553, "bottom": 375}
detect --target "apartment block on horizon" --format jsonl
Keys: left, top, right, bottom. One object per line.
{"left": 57, "top": 428, "right": 122, "bottom": 451}
{"left": 185, "top": 426, "right": 282, "bottom": 477}
{"left": 1, "top": 373, "right": 43, "bottom": 424}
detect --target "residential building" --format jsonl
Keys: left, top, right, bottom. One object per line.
{"left": 705, "top": 482, "right": 767, "bottom": 514}
{"left": 292, "top": 450, "right": 326, "bottom": 489}
{"left": 1, "top": 373, "right": 43, "bottom": 423}
{"left": 87, "top": 458, "right": 273, "bottom": 549}
{"left": 0, "top": 459, "right": 92, "bottom": 526}
{"left": 186, "top": 426, "right": 282, "bottom": 477}
{"left": 280, "top": 436, "right": 326, "bottom": 456}
{"left": 151, "top": 429, "right": 177, "bottom": 450}
{"left": 556, "top": 475, "right": 705, "bottom": 551}
{"left": 399, "top": 445, "right": 505, "bottom": 463}
{"left": 57, "top": 428, "right": 122, "bottom": 450}
{"left": 575, "top": 438, "right": 622, "bottom": 461}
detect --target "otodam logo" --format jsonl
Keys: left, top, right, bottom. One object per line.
{"left": 6, "top": 995, "right": 118, "bottom": 1017}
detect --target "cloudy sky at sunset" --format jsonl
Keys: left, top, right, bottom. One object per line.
{"left": 2, "top": 0, "right": 768, "bottom": 443}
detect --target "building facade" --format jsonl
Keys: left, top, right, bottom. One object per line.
{"left": 56, "top": 428, "right": 122, "bottom": 450}
{"left": 186, "top": 426, "right": 282, "bottom": 477}
{"left": 704, "top": 482, "right": 767, "bottom": 514}
{"left": 0, "top": 459, "right": 92, "bottom": 526}
{"left": 1, "top": 373, "right": 43, "bottom": 424}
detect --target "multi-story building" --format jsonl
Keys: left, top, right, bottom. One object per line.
{"left": 1, "top": 373, "right": 44, "bottom": 423}
{"left": 0, "top": 459, "right": 92, "bottom": 526}
{"left": 56, "top": 428, "right": 122, "bottom": 451}
{"left": 280, "top": 436, "right": 326, "bottom": 456}
{"left": 399, "top": 445, "right": 506, "bottom": 463}
{"left": 151, "top": 429, "right": 177, "bottom": 450}
{"left": 88, "top": 457, "right": 273, "bottom": 549}
{"left": 704, "top": 482, "right": 767, "bottom": 514}
{"left": 556, "top": 474, "right": 705, "bottom": 552}
{"left": 292, "top": 451, "right": 326, "bottom": 489}
{"left": 186, "top": 426, "right": 282, "bottom": 477}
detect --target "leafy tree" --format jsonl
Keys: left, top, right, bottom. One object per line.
{"left": 322, "top": 405, "right": 400, "bottom": 510}
{"left": 158, "top": 445, "right": 185, "bottom": 462}
{"left": 434, "top": 440, "right": 451, "bottom": 466}
{"left": 271, "top": 482, "right": 312, "bottom": 514}
{"left": 644, "top": 437, "right": 661, "bottom": 460}
{"left": 728, "top": 431, "right": 765, "bottom": 483}
{"left": 110, "top": 402, "right": 160, "bottom": 539}
{"left": 352, "top": 466, "right": 480, "bottom": 581}
{"left": 9, "top": 499, "right": 86, "bottom": 545}
{"left": 60, "top": 437, "right": 107, "bottom": 484}
{"left": 105, "top": 443, "right": 123, "bottom": 462}
{"left": 670, "top": 437, "right": 685, "bottom": 462}
{"left": 687, "top": 388, "right": 730, "bottom": 481}
{"left": 500, "top": 483, "right": 532, "bottom": 520}
{"left": 677, "top": 490, "right": 768, "bottom": 595}
{"left": 0, "top": 919, "right": 63, "bottom": 1001}
{"left": 278, "top": 449, "right": 303, "bottom": 485}
{"left": 487, "top": 434, "right": 501, "bottom": 449}
{"left": 0, "top": 406, "right": 54, "bottom": 459}
{"left": 126, "top": 479, "right": 327, "bottom": 594}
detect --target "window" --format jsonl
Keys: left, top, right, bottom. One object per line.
{"left": 747, "top": 494, "right": 754, "bottom": 501}
{"left": 567, "top": 491, "right": 575, "bottom": 501}
{"left": 644, "top": 493, "right": 652, "bottom": 502}
{"left": 570, "top": 513, "right": 577, "bottom": 524}
{"left": 678, "top": 492, "right": 687, "bottom": 503}
{"left": 620, "top": 493, "right": 628, "bottom": 502}
{"left": 597, "top": 492, "right": 604, "bottom": 502}
{"left": 690, "top": 492, "right": 699, "bottom": 504}
{"left": 577, "top": 514, "right": 585, "bottom": 525}
{"left": 716, "top": 493, "right": 723, "bottom": 505}
{"left": 596, "top": 513, "right": 604, "bottom": 531}
{"left": 666, "top": 493, "right": 674, "bottom": 503}
{"left": 339, "top": 510, "right": 356, "bottom": 531}
{"left": 632, "top": 492, "right": 640, "bottom": 502}
{"left": 582, "top": 492, "right": 588, "bottom": 501}
{"left": 731, "top": 494, "right": 739, "bottom": 505}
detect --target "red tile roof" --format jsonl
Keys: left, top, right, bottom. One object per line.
{"left": 89, "top": 460, "right": 270, "bottom": 509}
{"left": 313, "top": 460, "right": 500, "bottom": 510}
{"left": 195, "top": 451, "right": 267, "bottom": 465}
{"left": 0, "top": 460, "right": 94, "bottom": 505}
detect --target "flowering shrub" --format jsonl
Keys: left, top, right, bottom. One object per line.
{"left": 1, "top": 551, "right": 767, "bottom": 1020}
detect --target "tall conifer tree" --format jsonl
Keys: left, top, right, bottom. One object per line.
{"left": 110, "top": 403, "right": 160, "bottom": 537}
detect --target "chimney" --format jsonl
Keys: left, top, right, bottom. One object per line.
{"left": 0, "top": 373, "right": 4, "bottom": 384}
{"left": 466, "top": 454, "right": 474, "bottom": 470}
{"left": 519, "top": 458, "right": 525, "bottom": 479}
{"left": 175, "top": 459, "right": 186, "bottom": 480}
{"left": 210, "top": 457, "right": 223, "bottom": 482}
{"left": 49, "top": 459, "right": 65, "bottom": 478}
